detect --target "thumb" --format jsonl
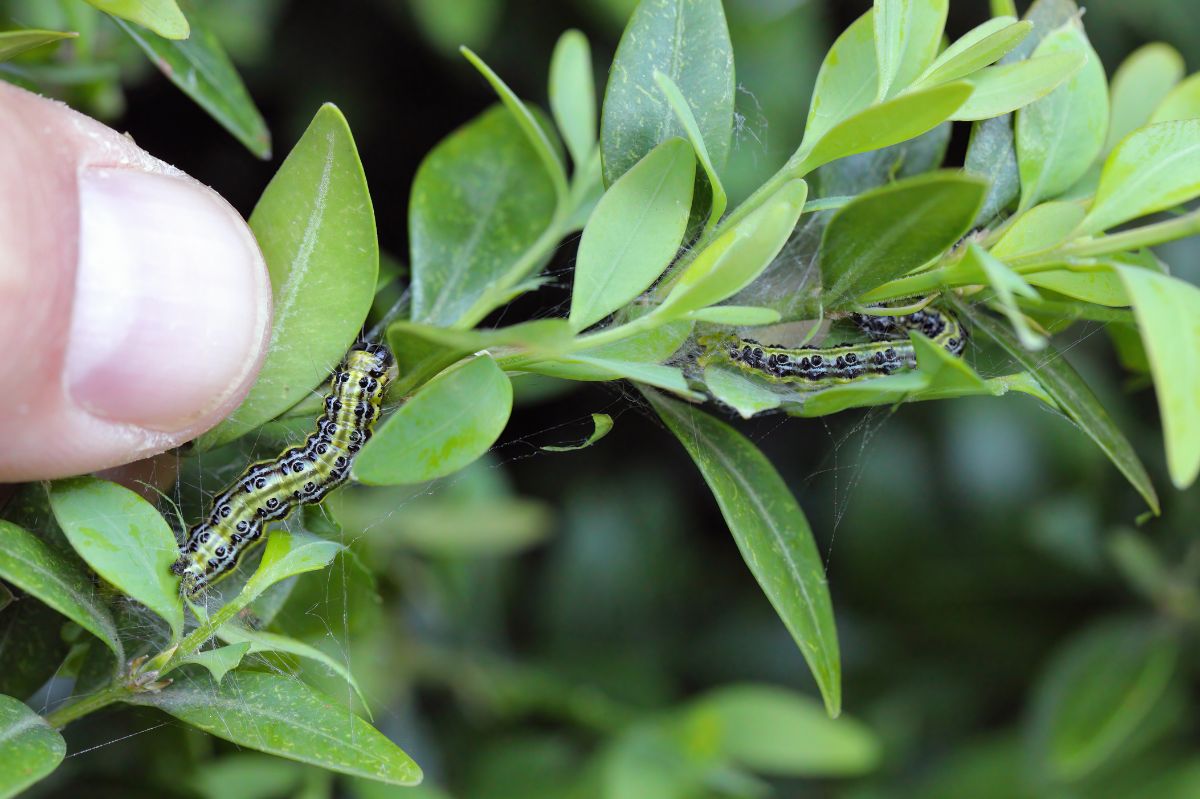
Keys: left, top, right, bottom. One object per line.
{"left": 0, "top": 83, "right": 272, "bottom": 482}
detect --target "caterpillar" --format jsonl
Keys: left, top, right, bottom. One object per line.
{"left": 172, "top": 343, "right": 397, "bottom": 596}
{"left": 697, "top": 306, "right": 967, "bottom": 387}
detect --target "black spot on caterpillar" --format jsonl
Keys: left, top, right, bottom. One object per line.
{"left": 697, "top": 306, "right": 967, "bottom": 387}
{"left": 171, "top": 343, "right": 397, "bottom": 596}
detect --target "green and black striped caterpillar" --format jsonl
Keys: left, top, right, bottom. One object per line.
{"left": 172, "top": 343, "right": 397, "bottom": 596}
{"left": 698, "top": 306, "right": 967, "bottom": 388}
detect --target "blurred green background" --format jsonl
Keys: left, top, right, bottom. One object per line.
{"left": 4, "top": 1, "right": 1200, "bottom": 797}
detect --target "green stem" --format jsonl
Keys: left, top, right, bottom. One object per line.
{"left": 1056, "top": 212, "right": 1200, "bottom": 259}
{"left": 44, "top": 685, "right": 129, "bottom": 729}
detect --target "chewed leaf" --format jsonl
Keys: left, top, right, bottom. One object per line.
{"left": 175, "top": 642, "right": 250, "bottom": 684}
{"left": 542, "top": 413, "right": 614, "bottom": 452}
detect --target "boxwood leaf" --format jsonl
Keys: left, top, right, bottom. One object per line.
{"left": 645, "top": 390, "right": 841, "bottom": 717}
{"left": 549, "top": 30, "right": 597, "bottom": 170}
{"left": 821, "top": 172, "right": 985, "bottom": 308}
{"left": 126, "top": 671, "right": 421, "bottom": 786}
{"left": 197, "top": 104, "right": 376, "bottom": 449}
{"left": 1016, "top": 21, "right": 1108, "bottom": 208}
{"left": 0, "top": 29, "right": 76, "bottom": 62}
{"left": 600, "top": 0, "right": 734, "bottom": 186}
{"left": 409, "top": 105, "right": 556, "bottom": 327}
{"left": 1081, "top": 120, "right": 1200, "bottom": 235}
{"left": 799, "top": 82, "right": 971, "bottom": 174}
{"left": 355, "top": 355, "right": 513, "bottom": 485}
{"left": 952, "top": 51, "right": 1084, "bottom": 121}
{"left": 1104, "top": 43, "right": 1184, "bottom": 154}
{"left": 113, "top": 5, "right": 269, "bottom": 158}
{"left": 873, "top": 0, "right": 947, "bottom": 100}
{"left": 0, "top": 695, "right": 65, "bottom": 798}
{"left": 1150, "top": 73, "right": 1200, "bottom": 124}
{"left": 660, "top": 180, "right": 807, "bottom": 315}
{"left": 48, "top": 477, "right": 183, "bottom": 639}
{"left": 87, "top": 0, "right": 188, "bottom": 39}
{"left": 174, "top": 642, "right": 249, "bottom": 684}
{"left": 913, "top": 17, "right": 1030, "bottom": 88}
{"left": 950, "top": 297, "right": 1159, "bottom": 513}
{"left": 570, "top": 138, "right": 695, "bottom": 331}
{"left": 687, "top": 684, "right": 880, "bottom": 775}
{"left": 542, "top": 413, "right": 614, "bottom": 452}
{"left": 1116, "top": 266, "right": 1200, "bottom": 489}
{"left": 801, "top": 10, "right": 876, "bottom": 155}
{"left": 0, "top": 521, "right": 122, "bottom": 660}
{"left": 1028, "top": 618, "right": 1177, "bottom": 782}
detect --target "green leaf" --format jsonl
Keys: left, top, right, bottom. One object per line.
{"left": 216, "top": 625, "right": 369, "bottom": 712}
{"left": 820, "top": 172, "right": 985, "bottom": 308}
{"left": 799, "top": 82, "right": 972, "bottom": 174}
{"left": 965, "top": 116, "right": 1019, "bottom": 224}
{"left": 113, "top": 7, "right": 269, "bottom": 157}
{"left": 600, "top": 0, "right": 734, "bottom": 186}
{"left": 542, "top": 413, "right": 614, "bottom": 452}
{"left": 1025, "top": 264, "right": 1129, "bottom": 307}
{"left": 389, "top": 318, "right": 573, "bottom": 359}
{"left": 654, "top": 71, "right": 726, "bottom": 237}
{"left": 950, "top": 297, "right": 1159, "bottom": 513}
{"left": 580, "top": 318, "right": 694, "bottom": 363}
{"left": 569, "top": 138, "right": 695, "bottom": 331}
{"left": 409, "top": 105, "right": 557, "bottom": 327}
{"left": 0, "top": 695, "right": 65, "bottom": 799}
{"left": 1081, "top": 120, "right": 1200, "bottom": 235}
{"left": 645, "top": 391, "right": 841, "bottom": 716}
{"left": 0, "top": 521, "right": 122, "bottom": 660}
{"left": 522, "top": 357, "right": 698, "bottom": 398}
{"left": 48, "top": 477, "right": 183, "bottom": 639}
{"left": 197, "top": 104, "right": 376, "bottom": 449}
{"left": 1116, "top": 266, "right": 1200, "bottom": 488}
{"left": 702, "top": 365, "right": 783, "bottom": 418}
{"left": 660, "top": 180, "right": 807, "bottom": 315}
{"left": 549, "top": 29, "right": 596, "bottom": 170}
{"left": 175, "top": 642, "right": 250, "bottom": 684}
{"left": 1016, "top": 21, "right": 1108, "bottom": 208}
{"left": 687, "top": 305, "right": 782, "bottom": 326}
{"left": 1104, "top": 43, "right": 1185, "bottom": 154}
{"left": 126, "top": 671, "right": 421, "bottom": 786}
{"left": 1150, "top": 72, "right": 1200, "bottom": 124}
{"left": 355, "top": 355, "right": 513, "bottom": 485}
{"left": 990, "top": 200, "right": 1085, "bottom": 258}
{"left": 0, "top": 29, "right": 76, "bottom": 62}
{"left": 953, "top": 51, "right": 1084, "bottom": 121}
{"left": 1028, "top": 618, "right": 1177, "bottom": 782}
{"left": 913, "top": 17, "right": 1031, "bottom": 88}
{"left": 243, "top": 532, "right": 343, "bottom": 602}
{"left": 689, "top": 684, "right": 880, "bottom": 775}
{"left": 801, "top": 10, "right": 876, "bottom": 154}
{"left": 965, "top": 244, "right": 1046, "bottom": 350}
{"left": 86, "top": 0, "right": 188, "bottom": 39}
{"left": 873, "top": 0, "right": 947, "bottom": 99}
{"left": 460, "top": 47, "right": 568, "bottom": 203}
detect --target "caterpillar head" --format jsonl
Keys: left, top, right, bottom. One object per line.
{"left": 346, "top": 343, "right": 398, "bottom": 385}
{"left": 170, "top": 555, "right": 206, "bottom": 597}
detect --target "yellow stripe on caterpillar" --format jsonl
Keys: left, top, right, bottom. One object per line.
{"left": 171, "top": 343, "right": 397, "bottom": 596}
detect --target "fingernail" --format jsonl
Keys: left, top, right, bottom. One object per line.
{"left": 67, "top": 167, "right": 270, "bottom": 431}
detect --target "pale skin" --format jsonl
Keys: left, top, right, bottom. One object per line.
{"left": 0, "top": 82, "right": 273, "bottom": 483}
